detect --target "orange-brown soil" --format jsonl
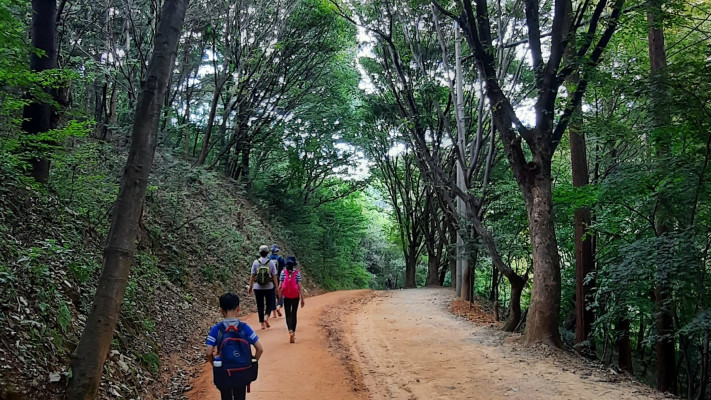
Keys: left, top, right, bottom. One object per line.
{"left": 187, "top": 288, "right": 672, "bottom": 400}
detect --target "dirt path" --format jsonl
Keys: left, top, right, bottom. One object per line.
{"left": 186, "top": 290, "right": 368, "bottom": 400}
{"left": 188, "top": 288, "right": 671, "bottom": 400}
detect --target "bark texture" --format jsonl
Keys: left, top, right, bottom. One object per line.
{"left": 66, "top": 0, "right": 187, "bottom": 398}
{"left": 519, "top": 153, "right": 562, "bottom": 346}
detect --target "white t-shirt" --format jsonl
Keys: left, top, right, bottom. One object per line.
{"left": 251, "top": 257, "right": 277, "bottom": 290}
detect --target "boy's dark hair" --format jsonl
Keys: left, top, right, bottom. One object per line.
{"left": 219, "top": 292, "right": 240, "bottom": 311}
{"left": 259, "top": 250, "right": 269, "bottom": 257}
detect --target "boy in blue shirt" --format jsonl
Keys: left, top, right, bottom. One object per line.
{"left": 206, "top": 293, "right": 263, "bottom": 400}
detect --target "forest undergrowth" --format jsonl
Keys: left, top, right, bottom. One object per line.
{"left": 0, "top": 139, "right": 310, "bottom": 399}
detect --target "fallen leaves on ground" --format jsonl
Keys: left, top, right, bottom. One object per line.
{"left": 449, "top": 298, "right": 500, "bottom": 326}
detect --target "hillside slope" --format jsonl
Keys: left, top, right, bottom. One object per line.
{"left": 0, "top": 141, "right": 312, "bottom": 399}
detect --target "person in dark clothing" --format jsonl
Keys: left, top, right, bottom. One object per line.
{"left": 269, "top": 244, "right": 286, "bottom": 318}
{"left": 279, "top": 256, "right": 305, "bottom": 343}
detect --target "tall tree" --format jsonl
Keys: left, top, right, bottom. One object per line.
{"left": 566, "top": 67, "right": 595, "bottom": 352}
{"left": 372, "top": 140, "right": 427, "bottom": 289}
{"left": 339, "top": 0, "right": 529, "bottom": 327}
{"left": 22, "top": 0, "right": 57, "bottom": 183}
{"left": 194, "top": 1, "right": 243, "bottom": 166}
{"left": 67, "top": 0, "right": 188, "bottom": 397}
{"left": 433, "top": 0, "right": 626, "bottom": 345}
{"left": 647, "top": 0, "right": 676, "bottom": 392}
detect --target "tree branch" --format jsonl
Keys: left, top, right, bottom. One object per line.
{"left": 552, "top": 0, "right": 625, "bottom": 148}
{"left": 525, "top": 0, "right": 544, "bottom": 89}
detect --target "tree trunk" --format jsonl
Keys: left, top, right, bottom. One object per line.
{"left": 637, "top": 319, "right": 647, "bottom": 358}
{"left": 465, "top": 247, "right": 478, "bottom": 301}
{"left": 467, "top": 204, "right": 528, "bottom": 332}
{"left": 66, "top": 0, "right": 187, "bottom": 398}
{"left": 230, "top": 119, "right": 250, "bottom": 181}
{"left": 461, "top": 251, "right": 471, "bottom": 301}
{"left": 648, "top": 0, "right": 676, "bottom": 392}
{"left": 502, "top": 273, "right": 526, "bottom": 332}
{"left": 522, "top": 153, "right": 563, "bottom": 347}
{"left": 183, "top": 82, "right": 191, "bottom": 159}
{"left": 195, "top": 81, "right": 224, "bottom": 165}
{"left": 448, "top": 220, "right": 457, "bottom": 286}
{"left": 574, "top": 206, "right": 595, "bottom": 343}
{"left": 426, "top": 256, "right": 439, "bottom": 286}
{"left": 618, "top": 317, "right": 633, "bottom": 373}
{"left": 230, "top": 138, "right": 243, "bottom": 178}
{"left": 461, "top": 242, "right": 477, "bottom": 302}
{"left": 696, "top": 331, "right": 709, "bottom": 400}
{"left": 434, "top": 222, "right": 446, "bottom": 286}
{"left": 22, "top": 0, "right": 57, "bottom": 183}
{"left": 654, "top": 285, "right": 676, "bottom": 392}
{"left": 454, "top": 22, "right": 468, "bottom": 299}
{"left": 91, "top": 81, "right": 106, "bottom": 138}
{"left": 438, "top": 260, "right": 448, "bottom": 286}
{"left": 568, "top": 71, "right": 595, "bottom": 350}
{"left": 424, "top": 194, "right": 442, "bottom": 287}
{"left": 405, "top": 244, "right": 417, "bottom": 288}
{"left": 106, "top": 80, "right": 118, "bottom": 138}
{"left": 490, "top": 263, "right": 499, "bottom": 302}
{"left": 456, "top": 224, "right": 466, "bottom": 296}
{"left": 240, "top": 144, "right": 251, "bottom": 187}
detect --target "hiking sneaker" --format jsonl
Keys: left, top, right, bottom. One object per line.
{"left": 289, "top": 331, "right": 295, "bottom": 343}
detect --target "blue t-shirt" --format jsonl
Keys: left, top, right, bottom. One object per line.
{"left": 269, "top": 254, "right": 286, "bottom": 274}
{"left": 206, "top": 318, "right": 259, "bottom": 347}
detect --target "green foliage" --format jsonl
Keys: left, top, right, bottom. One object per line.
{"left": 1, "top": 129, "right": 274, "bottom": 395}
{"left": 252, "top": 173, "right": 374, "bottom": 290}
{"left": 142, "top": 318, "right": 155, "bottom": 334}
{"left": 359, "top": 193, "right": 406, "bottom": 289}
{"left": 68, "top": 261, "right": 98, "bottom": 284}
{"left": 139, "top": 351, "right": 160, "bottom": 374}
{"left": 0, "top": 0, "right": 86, "bottom": 172}
{"left": 0, "top": 264, "right": 17, "bottom": 298}
{"left": 2, "top": 0, "right": 710, "bottom": 396}
{"left": 144, "top": 154, "right": 249, "bottom": 286}
{"left": 58, "top": 301, "right": 71, "bottom": 334}
{"left": 557, "top": 3, "right": 711, "bottom": 390}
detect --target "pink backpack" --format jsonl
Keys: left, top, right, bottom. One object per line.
{"left": 281, "top": 270, "right": 300, "bottom": 299}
